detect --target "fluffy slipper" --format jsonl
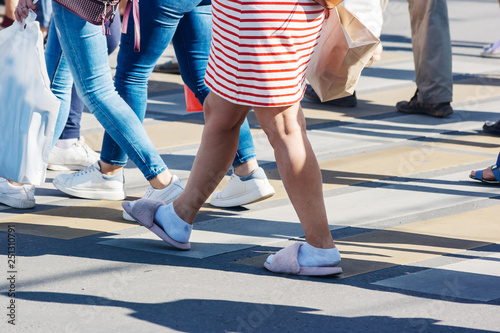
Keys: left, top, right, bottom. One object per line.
{"left": 469, "top": 165, "right": 500, "bottom": 184}
{"left": 264, "top": 242, "right": 342, "bottom": 276}
{"left": 122, "top": 199, "right": 191, "bottom": 250}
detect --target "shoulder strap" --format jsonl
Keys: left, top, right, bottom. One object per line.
{"left": 121, "top": 0, "right": 141, "bottom": 52}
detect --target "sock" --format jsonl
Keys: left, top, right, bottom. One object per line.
{"left": 297, "top": 243, "right": 341, "bottom": 267}
{"left": 239, "top": 167, "right": 265, "bottom": 181}
{"left": 267, "top": 242, "right": 341, "bottom": 267}
{"left": 55, "top": 138, "right": 78, "bottom": 149}
{"left": 130, "top": 202, "right": 192, "bottom": 243}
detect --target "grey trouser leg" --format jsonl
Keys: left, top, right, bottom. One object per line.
{"left": 408, "top": 0, "right": 453, "bottom": 104}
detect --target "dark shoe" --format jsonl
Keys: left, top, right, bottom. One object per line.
{"left": 304, "top": 84, "right": 357, "bottom": 107}
{"left": 483, "top": 120, "right": 500, "bottom": 136}
{"left": 0, "top": 16, "right": 14, "bottom": 29}
{"left": 396, "top": 90, "right": 453, "bottom": 118}
{"left": 153, "top": 60, "right": 180, "bottom": 74}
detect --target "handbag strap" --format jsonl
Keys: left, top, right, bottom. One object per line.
{"left": 121, "top": 0, "right": 141, "bottom": 52}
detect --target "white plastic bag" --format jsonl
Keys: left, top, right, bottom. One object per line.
{"left": 0, "top": 11, "right": 60, "bottom": 185}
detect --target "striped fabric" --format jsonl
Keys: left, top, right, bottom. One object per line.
{"left": 205, "top": 0, "right": 325, "bottom": 107}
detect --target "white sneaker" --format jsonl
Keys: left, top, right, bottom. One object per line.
{"left": 0, "top": 177, "right": 35, "bottom": 209}
{"left": 481, "top": 39, "right": 500, "bottom": 58}
{"left": 53, "top": 162, "right": 125, "bottom": 200}
{"left": 48, "top": 137, "right": 100, "bottom": 171}
{"left": 210, "top": 167, "right": 275, "bottom": 208}
{"left": 122, "top": 175, "right": 184, "bottom": 221}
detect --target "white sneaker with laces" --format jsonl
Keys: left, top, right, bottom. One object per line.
{"left": 210, "top": 167, "right": 275, "bottom": 208}
{"left": 122, "top": 175, "right": 184, "bottom": 221}
{"left": 53, "top": 162, "right": 125, "bottom": 200}
{"left": 48, "top": 137, "right": 100, "bottom": 171}
{"left": 0, "top": 177, "right": 35, "bottom": 209}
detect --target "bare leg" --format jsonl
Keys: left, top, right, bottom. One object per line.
{"left": 4, "top": 0, "right": 18, "bottom": 21}
{"left": 233, "top": 159, "right": 259, "bottom": 177}
{"left": 174, "top": 92, "right": 250, "bottom": 223}
{"left": 7, "top": 179, "right": 23, "bottom": 186}
{"left": 254, "top": 103, "right": 335, "bottom": 249}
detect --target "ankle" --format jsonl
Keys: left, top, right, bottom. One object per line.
{"left": 55, "top": 138, "right": 78, "bottom": 149}
{"left": 7, "top": 179, "right": 24, "bottom": 187}
{"left": 173, "top": 201, "right": 196, "bottom": 225}
{"left": 149, "top": 171, "right": 173, "bottom": 190}
{"left": 234, "top": 159, "right": 259, "bottom": 177}
{"left": 98, "top": 160, "right": 123, "bottom": 176}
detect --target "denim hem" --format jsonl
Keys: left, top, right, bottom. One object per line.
{"left": 99, "top": 156, "right": 128, "bottom": 168}
{"left": 232, "top": 151, "right": 257, "bottom": 168}
{"left": 144, "top": 166, "right": 168, "bottom": 181}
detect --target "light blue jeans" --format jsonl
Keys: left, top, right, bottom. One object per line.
{"left": 46, "top": 3, "right": 166, "bottom": 180}
{"left": 108, "top": 0, "right": 256, "bottom": 169}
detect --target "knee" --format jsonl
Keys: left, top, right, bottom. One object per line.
{"left": 203, "top": 94, "right": 248, "bottom": 133}
{"left": 261, "top": 117, "right": 305, "bottom": 149}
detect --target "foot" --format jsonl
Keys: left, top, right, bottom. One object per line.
{"left": 396, "top": 90, "right": 453, "bottom": 118}
{"left": 48, "top": 137, "right": 100, "bottom": 171}
{"left": 483, "top": 120, "right": 500, "bottom": 136}
{"left": 266, "top": 242, "right": 341, "bottom": 268}
{"left": 304, "top": 84, "right": 357, "bottom": 107}
{"left": 125, "top": 200, "right": 192, "bottom": 247}
{"left": 0, "top": 177, "right": 35, "bottom": 209}
{"left": 52, "top": 162, "right": 125, "bottom": 200}
{"left": 123, "top": 175, "right": 184, "bottom": 221}
{"left": 470, "top": 166, "right": 499, "bottom": 182}
{"left": 210, "top": 167, "right": 275, "bottom": 208}
{"left": 480, "top": 39, "right": 500, "bottom": 58}
{"left": 264, "top": 242, "right": 342, "bottom": 276}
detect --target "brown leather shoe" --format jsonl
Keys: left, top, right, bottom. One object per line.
{"left": 396, "top": 90, "right": 453, "bottom": 118}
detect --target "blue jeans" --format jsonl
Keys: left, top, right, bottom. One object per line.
{"left": 46, "top": 3, "right": 166, "bottom": 180}
{"left": 35, "top": 0, "right": 52, "bottom": 28}
{"left": 59, "top": 16, "right": 122, "bottom": 140}
{"left": 108, "top": 0, "right": 256, "bottom": 169}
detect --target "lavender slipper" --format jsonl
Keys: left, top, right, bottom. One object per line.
{"left": 122, "top": 199, "right": 191, "bottom": 250}
{"left": 264, "top": 242, "right": 342, "bottom": 276}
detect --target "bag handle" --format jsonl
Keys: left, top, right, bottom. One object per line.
{"left": 121, "top": 0, "right": 140, "bottom": 52}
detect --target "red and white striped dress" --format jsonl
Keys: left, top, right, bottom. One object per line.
{"left": 205, "top": 0, "right": 325, "bottom": 107}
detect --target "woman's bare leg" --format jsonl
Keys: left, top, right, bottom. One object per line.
{"left": 174, "top": 92, "right": 251, "bottom": 223}
{"left": 253, "top": 103, "right": 335, "bottom": 249}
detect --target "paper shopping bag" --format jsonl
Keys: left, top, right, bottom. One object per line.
{"left": 0, "top": 11, "right": 60, "bottom": 185}
{"left": 306, "top": 5, "right": 380, "bottom": 102}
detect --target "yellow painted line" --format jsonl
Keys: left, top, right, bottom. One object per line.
{"left": 0, "top": 200, "right": 136, "bottom": 240}
{"left": 423, "top": 134, "right": 500, "bottom": 155}
{"left": 337, "top": 204, "right": 500, "bottom": 277}
{"left": 235, "top": 204, "right": 500, "bottom": 278}
{"left": 84, "top": 121, "right": 206, "bottom": 152}
{"left": 254, "top": 146, "right": 492, "bottom": 203}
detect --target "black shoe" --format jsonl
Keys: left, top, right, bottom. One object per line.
{"left": 304, "top": 84, "right": 357, "bottom": 107}
{"left": 396, "top": 89, "right": 453, "bottom": 118}
{"left": 483, "top": 120, "right": 500, "bottom": 136}
{"left": 153, "top": 60, "right": 180, "bottom": 74}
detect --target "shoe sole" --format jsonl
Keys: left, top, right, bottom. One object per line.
{"left": 0, "top": 196, "right": 35, "bottom": 209}
{"left": 47, "top": 164, "right": 87, "bottom": 171}
{"left": 397, "top": 106, "right": 453, "bottom": 118}
{"left": 53, "top": 178, "right": 126, "bottom": 200}
{"left": 210, "top": 187, "right": 275, "bottom": 208}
